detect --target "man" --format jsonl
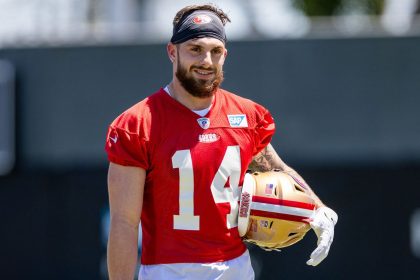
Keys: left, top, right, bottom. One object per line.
{"left": 105, "top": 4, "right": 337, "bottom": 280}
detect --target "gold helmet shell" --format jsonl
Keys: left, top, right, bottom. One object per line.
{"left": 238, "top": 170, "right": 316, "bottom": 250}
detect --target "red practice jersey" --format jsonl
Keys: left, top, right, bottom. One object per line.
{"left": 105, "top": 88, "right": 275, "bottom": 265}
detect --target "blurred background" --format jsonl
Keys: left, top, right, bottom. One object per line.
{"left": 1, "top": 0, "right": 420, "bottom": 279}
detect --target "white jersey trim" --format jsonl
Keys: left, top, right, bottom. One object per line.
{"left": 138, "top": 250, "right": 254, "bottom": 280}
{"left": 164, "top": 85, "right": 212, "bottom": 117}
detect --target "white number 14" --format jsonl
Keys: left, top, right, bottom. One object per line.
{"left": 172, "top": 146, "right": 241, "bottom": 231}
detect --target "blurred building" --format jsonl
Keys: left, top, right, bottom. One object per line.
{"left": 1, "top": 0, "right": 420, "bottom": 48}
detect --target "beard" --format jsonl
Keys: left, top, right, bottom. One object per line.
{"left": 176, "top": 57, "right": 224, "bottom": 99}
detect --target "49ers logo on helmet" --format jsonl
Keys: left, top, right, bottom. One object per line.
{"left": 192, "top": 14, "right": 212, "bottom": 24}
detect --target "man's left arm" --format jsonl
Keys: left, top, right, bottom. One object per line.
{"left": 249, "top": 143, "right": 338, "bottom": 266}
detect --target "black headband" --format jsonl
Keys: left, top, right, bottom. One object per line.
{"left": 170, "top": 10, "right": 227, "bottom": 44}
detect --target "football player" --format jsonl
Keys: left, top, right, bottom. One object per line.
{"left": 105, "top": 4, "right": 337, "bottom": 280}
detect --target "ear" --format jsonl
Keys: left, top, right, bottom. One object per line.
{"left": 224, "top": 48, "right": 228, "bottom": 59}
{"left": 167, "top": 43, "right": 176, "bottom": 63}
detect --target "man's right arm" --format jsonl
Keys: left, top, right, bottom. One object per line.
{"left": 107, "top": 162, "right": 146, "bottom": 280}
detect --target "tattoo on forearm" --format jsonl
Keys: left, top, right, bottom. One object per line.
{"left": 248, "top": 145, "right": 321, "bottom": 204}
{"left": 248, "top": 147, "right": 282, "bottom": 172}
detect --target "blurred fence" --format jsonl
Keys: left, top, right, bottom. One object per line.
{"left": 0, "top": 36, "right": 419, "bottom": 279}
{"left": 0, "top": 60, "right": 14, "bottom": 175}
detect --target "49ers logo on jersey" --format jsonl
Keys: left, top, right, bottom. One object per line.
{"left": 198, "top": 133, "right": 220, "bottom": 143}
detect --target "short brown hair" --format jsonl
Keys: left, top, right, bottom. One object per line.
{"left": 173, "top": 4, "right": 231, "bottom": 27}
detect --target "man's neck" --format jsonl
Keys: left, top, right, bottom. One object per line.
{"left": 168, "top": 80, "right": 215, "bottom": 111}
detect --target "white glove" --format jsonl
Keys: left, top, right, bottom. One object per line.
{"left": 307, "top": 206, "right": 338, "bottom": 266}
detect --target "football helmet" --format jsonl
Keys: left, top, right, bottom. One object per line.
{"left": 238, "top": 170, "right": 317, "bottom": 250}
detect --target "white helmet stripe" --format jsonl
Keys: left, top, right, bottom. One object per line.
{"left": 251, "top": 202, "right": 314, "bottom": 218}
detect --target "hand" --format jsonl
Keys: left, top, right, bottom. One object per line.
{"left": 306, "top": 206, "right": 338, "bottom": 266}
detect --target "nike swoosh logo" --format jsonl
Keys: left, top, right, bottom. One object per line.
{"left": 110, "top": 136, "right": 118, "bottom": 143}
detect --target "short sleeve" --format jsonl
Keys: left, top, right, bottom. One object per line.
{"left": 105, "top": 125, "right": 149, "bottom": 170}
{"left": 253, "top": 108, "right": 276, "bottom": 155}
